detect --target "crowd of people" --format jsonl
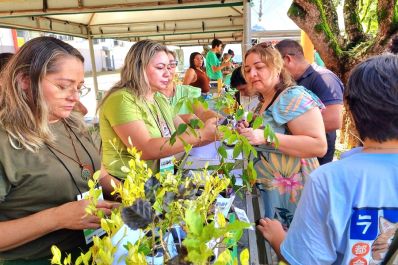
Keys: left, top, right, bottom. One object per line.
{"left": 0, "top": 34, "right": 397, "bottom": 265}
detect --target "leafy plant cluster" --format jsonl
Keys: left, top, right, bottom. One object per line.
{"left": 52, "top": 90, "right": 279, "bottom": 265}
{"left": 51, "top": 147, "right": 251, "bottom": 265}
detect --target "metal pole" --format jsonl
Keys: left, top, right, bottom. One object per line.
{"left": 88, "top": 36, "right": 100, "bottom": 104}
{"left": 242, "top": 0, "right": 252, "bottom": 55}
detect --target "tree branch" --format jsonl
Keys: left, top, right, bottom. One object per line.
{"left": 343, "top": 0, "right": 367, "bottom": 47}
{"left": 369, "top": 0, "right": 398, "bottom": 54}
{"left": 288, "top": 0, "right": 343, "bottom": 75}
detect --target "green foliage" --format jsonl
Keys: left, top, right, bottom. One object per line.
{"left": 52, "top": 90, "right": 281, "bottom": 265}
{"left": 51, "top": 146, "right": 250, "bottom": 264}
{"left": 288, "top": 3, "right": 306, "bottom": 19}
{"left": 358, "top": 0, "right": 378, "bottom": 34}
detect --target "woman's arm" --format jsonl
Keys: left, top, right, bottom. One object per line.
{"left": 112, "top": 117, "right": 217, "bottom": 160}
{"left": 183, "top": 69, "right": 197, "bottom": 85}
{"left": 238, "top": 107, "right": 327, "bottom": 158}
{"left": 0, "top": 200, "right": 114, "bottom": 251}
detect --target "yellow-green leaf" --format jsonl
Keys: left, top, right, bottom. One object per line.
{"left": 240, "top": 248, "right": 249, "bottom": 265}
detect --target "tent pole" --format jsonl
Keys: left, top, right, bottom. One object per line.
{"left": 88, "top": 36, "right": 100, "bottom": 105}
{"left": 242, "top": 0, "right": 252, "bottom": 55}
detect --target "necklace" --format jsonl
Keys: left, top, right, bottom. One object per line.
{"left": 47, "top": 122, "right": 95, "bottom": 181}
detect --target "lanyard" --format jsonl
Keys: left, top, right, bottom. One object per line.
{"left": 146, "top": 99, "right": 172, "bottom": 137}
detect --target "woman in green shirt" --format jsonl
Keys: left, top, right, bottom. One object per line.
{"left": 99, "top": 40, "right": 218, "bottom": 180}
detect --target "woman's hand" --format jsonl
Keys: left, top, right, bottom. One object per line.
{"left": 199, "top": 117, "right": 218, "bottom": 144}
{"left": 237, "top": 127, "right": 265, "bottom": 145}
{"left": 236, "top": 120, "right": 249, "bottom": 130}
{"left": 54, "top": 200, "right": 116, "bottom": 230}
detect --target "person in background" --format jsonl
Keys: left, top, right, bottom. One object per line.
{"left": 228, "top": 49, "right": 239, "bottom": 68}
{"left": 183, "top": 52, "right": 210, "bottom": 97}
{"left": 222, "top": 53, "right": 233, "bottom": 88}
{"left": 99, "top": 40, "right": 218, "bottom": 180}
{"left": 275, "top": 39, "right": 344, "bottom": 165}
{"left": 257, "top": 53, "right": 398, "bottom": 265}
{"left": 230, "top": 66, "right": 259, "bottom": 112}
{"left": 313, "top": 49, "right": 325, "bottom": 67}
{"left": 163, "top": 50, "right": 220, "bottom": 123}
{"left": 0, "top": 52, "right": 13, "bottom": 72}
{"left": 205, "top": 39, "right": 232, "bottom": 86}
{"left": 237, "top": 43, "right": 327, "bottom": 228}
{"left": 0, "top": 36, "right": 114, "bottom": 264}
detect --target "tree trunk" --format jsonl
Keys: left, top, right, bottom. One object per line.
{"left": 287, "top": 0, "right": 398, "bottom": 148}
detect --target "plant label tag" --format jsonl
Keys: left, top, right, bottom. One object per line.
{"left": 233, "top": 206, "right": 254, "bottom": 230}
{"left": 215, "top": 195, "right": 235, "bottom": 217}
{"left": 77, "top": 188, "right": 107, "bottom": 244}
{"left": 159, "top": 156, "right": 174, "bottom": 174}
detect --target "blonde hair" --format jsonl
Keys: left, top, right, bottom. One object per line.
{"left": 244, "top": 43, "right": 295, "bottom": 94}
{"left": 0, "top": 36, "right": 85, "bottom": 152}
{"left": 99, "top": 40, "right": 168, "bottom": 107}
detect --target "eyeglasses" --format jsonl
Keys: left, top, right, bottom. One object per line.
{"left": 168, "top": 61, "right": 178, "bottom": 69}
{"left": 45, "top": 78, "right": 91, "bottom": 97}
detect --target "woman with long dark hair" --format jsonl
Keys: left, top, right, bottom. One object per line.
{"left": 183, "top": 52, "right": 210, "bottom": 95}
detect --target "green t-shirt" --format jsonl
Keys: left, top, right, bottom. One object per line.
{"left": 99, "top": 89, "right": 175, "bottom": 178}
{"left": 206, "top": 50, "right": 222, "bottom": 80}
{"left": 164, "top": 84, "right": 201, "bottom": 116}
{"left": 0, "top": 121, "right": 100, "bottom": 260}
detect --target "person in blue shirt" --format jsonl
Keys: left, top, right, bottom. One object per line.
{"left": 276, "top": 39, "right": 344, "bottom": 165}
{"left": 257, "top": 53, "right": 398, "bottom": 265}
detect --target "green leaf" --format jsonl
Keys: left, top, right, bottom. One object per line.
{"left": 185, "top": 209, "right": 203, "bottom": 236}
{"left": 218, "top": 146, "right": 228, "bottom": 159}
{"left": 214, "top": 249, "right": 232, "bottom": 265}
{"left": 240, "top": 248, "right": 250, "bottom": 265}
{"left": 236, "top": 108, "right": 244, "bottom": 120}
{"left": 50, "top": 245, "right": 62, "bottom": 264}
{"left": 233, "top": 142, "right": 242, "bottom": 158}
{"left": 176, "top": 123, "right": 188, "bottom": 135}
{"left": 252, "top": 116, "right": 263, "bottom": 130}
{"left": 189, "top": 118, "right": 200, "bottom": 129}
{"left": 246, "top": 112, "right": 253, "bottom": 123}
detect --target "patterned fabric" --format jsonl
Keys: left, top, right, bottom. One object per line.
{"left": 254, "top": 86, "right": 324, "bottom": 228}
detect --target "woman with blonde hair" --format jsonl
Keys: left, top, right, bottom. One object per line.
{"left": 99, "top": 40, "right": 217, "bottom": 180}
{"left": 237, "top": 42, "right": 327, "bottom": 228}
{"left": 0, "top": 36, "right": 114, "bottom": 264}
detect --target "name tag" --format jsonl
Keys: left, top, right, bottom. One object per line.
{"left": 159, "top": 156, "right": 174, "bottom": 174}
{"left": 77, "top": 188, "right": 107, "bottom": 244}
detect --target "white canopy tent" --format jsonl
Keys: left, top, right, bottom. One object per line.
{"left": 0, "top": 0, "right": 246, "bottom": 46}
{"left": 0, "top": 0, "right": 251, "bottom": 95}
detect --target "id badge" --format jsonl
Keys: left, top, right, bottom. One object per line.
{"left": 159, "top": 156, "right": 174, "bottom": 174}
{"left": 77, "top": 188, "right": 106, "bottom": 244}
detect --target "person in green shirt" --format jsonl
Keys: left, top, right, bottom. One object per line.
{"left": 205, "top": 39, "right": 232, "bottom": 83}
{"left": 161, "top": 50, "right": 221, "bottom": 123}
{"left": 99, "top": 40, "right": 218, "bottom": 181}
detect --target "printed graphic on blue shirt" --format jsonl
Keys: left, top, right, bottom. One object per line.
{"left": 348, "top": 207, "right": 398, "bottom": 265}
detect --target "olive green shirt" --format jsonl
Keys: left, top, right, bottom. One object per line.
{"left": 0, "top": 121, "right": 100, "bottom": 260}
